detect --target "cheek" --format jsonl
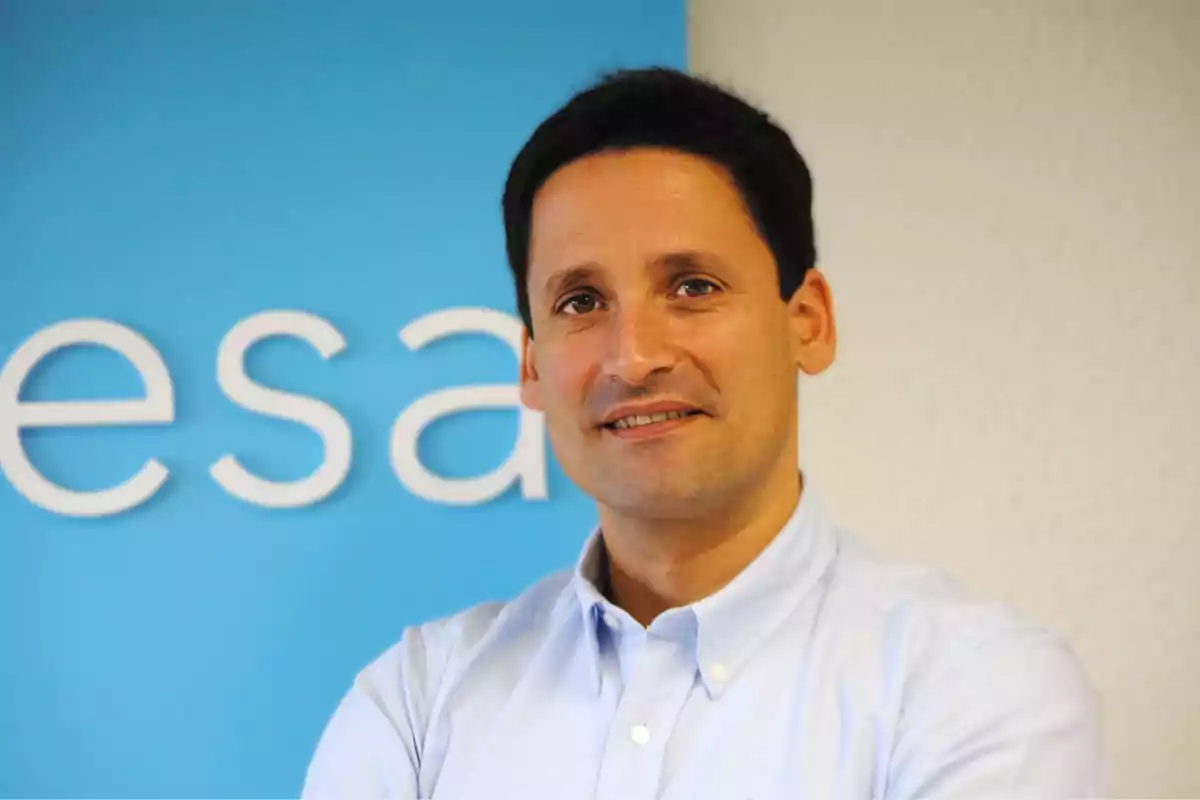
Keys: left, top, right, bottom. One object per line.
{"left": 537, "top": 339, "right": 598, "bottom": 413}
{"left": 713, "top": 318, "right": 795, "bottom": 403}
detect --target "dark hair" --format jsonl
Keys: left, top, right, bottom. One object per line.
{"left": 502, "top": 66, "right": 816, "bottom": 334}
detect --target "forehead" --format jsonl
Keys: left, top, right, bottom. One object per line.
{"left": 527, "top": 148, "right": 767, "bottom": 278}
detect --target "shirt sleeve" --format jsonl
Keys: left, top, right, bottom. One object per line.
{"left": 301, "top": 627, "right": 437, "bottom": 800}
{"left": 885, "top": 618, "right": 1106, "bottom": 799}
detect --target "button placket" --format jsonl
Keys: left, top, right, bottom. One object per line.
{"left": 594, "top": 633, "right": 695, "bottom": 800}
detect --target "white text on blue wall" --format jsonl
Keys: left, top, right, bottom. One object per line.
{"left": 0, "top": 309, "right": 546, "bottom": 517}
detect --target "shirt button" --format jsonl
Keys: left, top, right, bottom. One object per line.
{"left": 711, "top": 663, "right": 729, "bottom": 682}
{"left": 630, "top": 724, "right": 651, "bottom": 745}
{"left": 603, "top": 611, "right": 619, "bottom": 629}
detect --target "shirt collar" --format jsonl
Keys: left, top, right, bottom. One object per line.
{"left": 570, "top": 477, "right": 838, "bottom": 699}
{"left": 572, "top": 528, "right": 609, "bottom": 695}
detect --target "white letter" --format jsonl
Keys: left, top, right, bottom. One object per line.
{"left": 0, "top": 319, "right": 174, "bottom": 517}
{"left": 391, "top": 307, "right": 546, "bottom": 505}
{"left": 210, "top": 311, "right": 351, "bottom": 508}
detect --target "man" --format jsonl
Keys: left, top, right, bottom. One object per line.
{"left": 303, "top": 67, "right": 1104, "bottom": 799}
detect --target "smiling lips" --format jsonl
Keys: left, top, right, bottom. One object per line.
{"left": 609, "top": 409, "right": 696, "bottom": 429}
{"left": 601, "top": 404, "right": 706, "bottom": 439}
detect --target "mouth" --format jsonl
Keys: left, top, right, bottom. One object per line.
{"left": 600, "top": 408, "right": 706, "bottom": 439}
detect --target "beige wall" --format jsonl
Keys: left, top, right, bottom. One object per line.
{"left": 690, "top": 1, "right": 1199, "bottom": 795}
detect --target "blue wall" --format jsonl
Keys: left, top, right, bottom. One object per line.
{"left": 0, "top": 1, "right": 685, "bottom": 795}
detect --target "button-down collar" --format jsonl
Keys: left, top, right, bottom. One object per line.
{"left": 571, "top": 482, "right": 837, "bottom": 698}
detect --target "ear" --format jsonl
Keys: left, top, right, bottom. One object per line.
{"left": 787, "top": 268, "right": 837, "bottom": 376}
{"left": 519, "top": 326, "right": 545, "bottom": 411}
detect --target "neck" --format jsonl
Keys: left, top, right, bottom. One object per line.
{"left": 598, "top": 466, "right": 803, "bottom": 627}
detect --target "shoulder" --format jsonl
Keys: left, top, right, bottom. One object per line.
{"left": 824, "top": 528, "right": 1078, "bottom": 662}
{"left": 354, "top": 567, "right": 575, "bottom": 719}
{"left": 823, "top": 529, "right": 1105, "bottom": 795}
{"left": 303, "top": 571, "right": 576, "bottom": 797}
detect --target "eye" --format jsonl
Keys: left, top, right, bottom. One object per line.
{"left": 674, "top": 277, "right": 721, "bottom": 298}
{"left": 555, "top": 290, "right": 605, "bottom": 316}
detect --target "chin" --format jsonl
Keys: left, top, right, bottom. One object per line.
{"left": 591, "top": 475, "right": 715, "bottom": 520}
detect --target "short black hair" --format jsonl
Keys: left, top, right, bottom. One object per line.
{"left": 502, "top": 66, "right": 816, "bottom": 334}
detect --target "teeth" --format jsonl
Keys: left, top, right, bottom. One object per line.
{"left": 612, "top": 410, "right": 692, "bottom": 429}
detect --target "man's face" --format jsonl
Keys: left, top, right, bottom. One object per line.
{"left": 520, "top": 147, "right": 834, "bottom": 519}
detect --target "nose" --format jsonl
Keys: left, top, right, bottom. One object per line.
{"left": 602, "top": 302, "right": 677, "bottom": 386}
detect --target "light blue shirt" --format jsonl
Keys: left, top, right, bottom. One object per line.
{"left": 303, "top": 486, "right": 1105, "bottom": 799}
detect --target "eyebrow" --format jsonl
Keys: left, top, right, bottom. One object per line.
{"left": 541, "top": 263, "right": 603, "bottom": 302}
{"left": 653, "top": 250, "right": 729, "bottom": 275}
